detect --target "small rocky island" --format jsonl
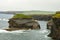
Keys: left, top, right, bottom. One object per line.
{"left": 5, "top": 14, "right": 40, "bottom": 31}
{"left": 48, "top": 11, "right": 60, "bottom": 40}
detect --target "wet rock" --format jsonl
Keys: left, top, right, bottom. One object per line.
{"left": 48, "top": 11, "right": 60, "bottom": 40}
{"left": 31, "top": 15, "right": 52, "bottom": 21}
{"left": 8, "top": 14, "right": 40, "bottom": 31}
{"left": 47, "top": 20, "right": 53, "bottom": 29}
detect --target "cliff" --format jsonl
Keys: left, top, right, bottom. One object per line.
{"left": 48, "top": 11, "right": 60, "bottom": 40}
{"left": 7, "top": 14, "right": 40, "bottom": 31}
{"left": 31, "top": 15, "right": 52, "bottom": 21}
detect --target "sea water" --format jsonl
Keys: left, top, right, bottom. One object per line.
{"left": 0, "top": 13, "right": 53, "bottom": 40}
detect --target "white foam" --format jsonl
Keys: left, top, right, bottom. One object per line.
{"left": 11, "top": 30, "right": 26, "bottom": 33}
{"left": 0, "top": 18, "right": 9, "bottom": 21}
{"left": 39, "top": 30, "right": 48, "bottom": 33}
{"left": 0, "top": 29, "right": 10, "bottom": 33}
{"left": 0, "top": 18, "right": 2, "bottom": 20}
{"left": 2, "top": 18, "right": 9, "bottom": 21}
{"left": 44, "top": 35, "right": 48, "bottom": 38}
{"left": 0, "top": 29, "right": 26, "bottom": 33}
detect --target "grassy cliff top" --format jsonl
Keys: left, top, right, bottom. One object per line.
{"left": 13, "top": 14, "right": 32, "bottom": 18}
{"left": 52, "top": 13, "right": 60, "bottom": 18}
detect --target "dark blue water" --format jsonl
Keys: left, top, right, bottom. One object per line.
{"left": 0, "top": 13, "right": 52, "bottom": 40}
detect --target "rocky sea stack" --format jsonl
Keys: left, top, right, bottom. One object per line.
{"left": 7, "top": 14, "right": 40, "bottom": 31}
{"left": 48, "top": 12, "right": 60, "bottom": 40}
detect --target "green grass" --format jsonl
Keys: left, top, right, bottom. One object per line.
{"left": 13, "top": 14, "right": 32, "bottom": 18}
{"left": 52, "top": 13, "right": 60, "bottom": 18}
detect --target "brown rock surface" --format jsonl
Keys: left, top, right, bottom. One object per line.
{"left": 8, "top": 18, "right": 40, "bottom": 30}
{"left": 48, "top": 12, "right": 60, "bottom": 40}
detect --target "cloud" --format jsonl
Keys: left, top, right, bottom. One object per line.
{"left": 0, "top": 0, "right": 60, "bottom": 11}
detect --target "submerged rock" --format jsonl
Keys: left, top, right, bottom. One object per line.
{"left": 8, "top": 14, "right": 40, "bottom": 31}
{"left": 48, "top": 11, "right": 60, "bottom": 40}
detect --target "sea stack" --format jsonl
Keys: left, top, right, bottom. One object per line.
{"left": 7, "top": 14, "right": 40, "bottom": 31}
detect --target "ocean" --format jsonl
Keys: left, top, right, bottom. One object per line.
{"left": 0, "top": 13, "right": 53, "bottom": 40}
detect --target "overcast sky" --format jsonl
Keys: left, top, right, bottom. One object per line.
{"left": 0, "top": 0, "right": 60, "bottom": 11}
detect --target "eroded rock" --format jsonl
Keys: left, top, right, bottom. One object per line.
{"left": 48, "top": 11, "right": 60, "bottom": 40}
{"left": 8, "top": 14, "right": 40, "bottom": 31}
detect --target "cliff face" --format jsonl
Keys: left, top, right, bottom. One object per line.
{"left": 48, "top": 20, "right": 60, "bottom": 40}
{"left": 31, "top": 15, "right": 52, "bottom": 21}
{"left": 48, "top": 12, "right": 60, "bottom": 40}
{"left": 8, "top": 18, "right": 40, "bottom": 30}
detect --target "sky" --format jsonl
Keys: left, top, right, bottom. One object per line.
{"left": 0, "top": 0, "right": 60, "bottom": 11}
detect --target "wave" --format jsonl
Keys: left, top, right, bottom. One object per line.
{"left": 0, "top": 29, "right": 27, "bottom": 33}
{"left": 0, "top": 18, "right": 9, "bottom": 21}
{"left": 39, "top": 29, "right": 49, "bottom": 34}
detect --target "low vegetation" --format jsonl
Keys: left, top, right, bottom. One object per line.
{"left": 52, "top": 13, "right": 60, "bottom": 18}
{"left": 13, "top": 14, "right": 32, "bottom": 18}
